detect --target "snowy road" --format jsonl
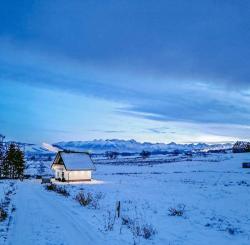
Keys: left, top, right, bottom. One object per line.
{"left": 7, "top": 180, "right": 103, "bottom": 245}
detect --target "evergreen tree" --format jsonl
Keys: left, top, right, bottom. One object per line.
{"left": 0, "top": 143, "right": 4, "bottom": 178}
{"left": 4, "top": 143, "right": 25, "bottom": 179}
{"left": 15, "top": 147, "right": 25, "bottom": 179}
{"left": 0, "top": 134, "right": 5, "bottom": 178}
{"left": 4, "top": 143, "right": 16, "bottom": 178}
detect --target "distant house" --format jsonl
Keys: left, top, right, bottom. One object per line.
{"left": 242, "top": 162, "right": 250, "bottom": 168}
{"left": 51, "top": 151, "right": 96, "bottom": 182}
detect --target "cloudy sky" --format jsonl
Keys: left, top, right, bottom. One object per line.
{"left": 1, "top": 0, "right": 250, "bottom": 144}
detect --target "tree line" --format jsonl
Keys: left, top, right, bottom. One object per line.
{"left": 0, "top": 138, "right": 25, "bottom": 179}
{"left": 105, "top": 150, "right": 151, "bottom": 160}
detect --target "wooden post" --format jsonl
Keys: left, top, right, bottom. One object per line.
{"left": 116, "top": 201, "right": 121, "bottom": 218}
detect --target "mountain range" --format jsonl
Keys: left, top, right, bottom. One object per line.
{"left": 50, "top": 139, "right": 233, "bottom": 154}
{"left": 12, "top": 139, "right": 234, "bottom": 155}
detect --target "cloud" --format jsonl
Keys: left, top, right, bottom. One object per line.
{"left": 1, "top": 42, "right": 250, "bottom": 129}
{"left": 145, "top": 127, "right": 171, "bottom": 134}
{"left": 1, "top": 0, "right": 250, "bottom": 143}
{"left": 1, "top": 0, "right": 250, "bottom": 88}
{"left": 89, "top": 129, "right": 126, "bottom": 133}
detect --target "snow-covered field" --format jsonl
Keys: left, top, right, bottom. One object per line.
{"left": 0, "top": 180, "right": 16, "bottom": 244}
{"left": 0, "top": 153, "right": 250, "bottom": 245}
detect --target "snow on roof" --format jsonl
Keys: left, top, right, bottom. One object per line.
{"left": 60, "top": 152, "right": 95, "bottom": 171}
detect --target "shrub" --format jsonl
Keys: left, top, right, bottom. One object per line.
{"left": 122, "top": 215, "right": 156, "bottom": 240}
{"left": 91, "top": 192, "right": 105, "bottom": 209}
{"left": 95, "top": 192, "right": 105, "bottom": 200}
{"left": 75, "top": 191, "right": 93, "bottom": 206}
{"left": 142, "top": 224, "right": 156, "bottom": 239}
{"left": 56, "top": 186, "right": 70, "bottom": 197}
{"left": 104, "top": 211, "right": 116, "bottom": 231}
{"left": 227, "top": 227, "right": 236, "bottom": 235}
{"left": 168, "top": 204, "right": 186, "bottom": 217}
{"left": 45, "top": 184, "right": 69, "bottom": 197}
{"left": 45, "top": 183, "right": 57, "bottom": 191}
{"left": 75, "top": 191, "right": 104, "bottom": 209}
{"left": 122, "top": 216, "right": 131, "bottom": 226}
{"left": 0, "top": 206, "right": 7, "bottom": 222}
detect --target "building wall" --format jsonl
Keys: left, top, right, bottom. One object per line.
{"left": 55, "top": 169, "right": 92, "bottom": 181}
{"left": 67, "top": 170, "right": 92, "bottom": 181}
{"left": 54, "top": 169, "right": 64, "bottom": 179}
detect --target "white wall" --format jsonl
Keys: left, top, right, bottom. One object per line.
{"left": 67, "top": 170, "right": 92, "bottom": 181}
{"left": 54, "top": 170, "right": 92, "bottom": 181}
{"left": 52, "top": 164, "right": 65, "bottom": 179}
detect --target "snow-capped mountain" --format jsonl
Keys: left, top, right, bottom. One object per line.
{"left": 41, "top": 143, "right": 60, "bottom": 153}
{"left": 10, "top": 142, "right": 55, "bottom": 155}
{"left": 52, "top": 139, "right": 233, "bottom": 154}
{"left": 9, "top": 139, "right": 233, "bottom": 155}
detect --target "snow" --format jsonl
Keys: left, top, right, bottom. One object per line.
{"left": 7, "top": 180, "right": 104, "bottom": 245}
{"left": 42, "top": 143, "right": 60, "bottom": 153}
{"left": 1, "top": 152, "right": 250, "bottom": 244}
{"left": 0, "top": 180, "right": 16, "bottom": 244}
{"left": 60, "top": 152, "right": 95, "bottom": 170}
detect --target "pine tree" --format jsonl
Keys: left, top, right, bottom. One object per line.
{"left": 0, "top": 135, "right": 5, "bottom": 178}
{"left": 15, "top": 147, "right": 25, "bottom": 179}
{"left": 4, "top": 143, "right": 25, "bottom": 179}
{"left": 0, "top": 144, "right": 4, "bottom": 178}
{"left": 4, "top": 143, "right": 16, "bottom": 178}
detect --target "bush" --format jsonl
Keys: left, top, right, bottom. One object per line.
{"left": 45, "top": 183, "right": 57, "bottom": 191}
{"left": 56, "top": 186, "right": 70, "bottom": 196}
{"left": 75, "top": 191, "right": 104, "bottom": 209}
{"left": 122, "top": 215, "right": 156, "bottom": 240}
{"left": 142, "top": 224, "right": 156, "bottom": 239}
{"left": 104, "top": 211, "right": 116, "bottom": 231}
{"left": 75, "top": 191, "right": 93, "bottom": 206}
{"left": 0, "top": 206, "right": 7, "bottom": 222}
{"left": 168, "top": 204, "right": 186, "bottom": 216}
{"left": 91, "top": 192, "right": 105, "bottom": 209}
{"left": 45, "top": 184, "right": 69, "bottom": 197}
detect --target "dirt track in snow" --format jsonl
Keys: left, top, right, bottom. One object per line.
{"left": 7, "top": 180, "right": 102, "bottom": 245}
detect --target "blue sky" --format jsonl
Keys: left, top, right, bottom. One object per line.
{"left": 1, "top": 0, "right": 250, "bottom": 144}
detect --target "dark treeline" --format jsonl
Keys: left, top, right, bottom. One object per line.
{"left": 0, "top": 135, "right": 25, "bottom": 179}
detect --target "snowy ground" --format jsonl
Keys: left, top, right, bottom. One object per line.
{"left": 0, "top": 180, "right": 17, "bottom": 244}
{"left": 6, "top": 180, "right": 104, "bottom": 245}
{"left": 0, "top": 153, "right": 250, "bottom": 244}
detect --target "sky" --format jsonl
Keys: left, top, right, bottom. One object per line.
{"left": 1, "top": 0, "right": 250, "bottom": 144}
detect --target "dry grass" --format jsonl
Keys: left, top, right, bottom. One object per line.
{"left": 168, "top": 204, "right": 186, "bottom": 216}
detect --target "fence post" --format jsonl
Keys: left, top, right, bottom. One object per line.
{"left": 116, "top": 201, "right": 121, "bottom": 218}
